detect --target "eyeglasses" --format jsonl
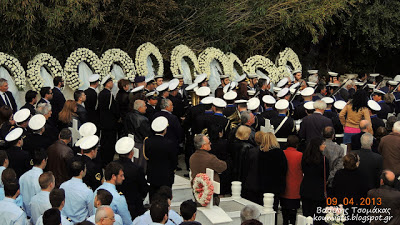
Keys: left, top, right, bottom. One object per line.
{"left": 104, "top": 217, "right": 115, "bottom": 221}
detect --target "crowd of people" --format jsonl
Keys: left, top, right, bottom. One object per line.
{"left": 0, "top": 69, "right": 400, "bottom": 225}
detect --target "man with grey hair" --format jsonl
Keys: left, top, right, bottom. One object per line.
{"left": 353, "top": 132, "right": 383, "bottom": 189}
{"left": 95, "top": 205, "right": 115, "bottom": 225}
{"left": 36, "top": 102, "right": 59, "bottom": 143}
{"left": 229, "top": 110, "right": 256, "bottom": 145}
{"left": 124, "top": 100, "right": 151, "bottom": 171}
{"left": 322, "top": 126, "right": 344, "bottom": 188}
{"left": 153, "top": 99, "right": 183, "bottom": 154}
{"left": 0, "top": 78, "right": 17, "bottom": 113}
{"left": 379, "top": 121, "right": 400, "bottom": 176}
{"left": 299, "top": 100, "right": 333, "bottom": 142}
{"left": 190, "top": 134, "right": 227, "bottom": 205}
{"left": 351, "top": 120, "right": 378, "bottom": 152}
{"left": 240, "top": 205, "right": 261, "bottom": 222}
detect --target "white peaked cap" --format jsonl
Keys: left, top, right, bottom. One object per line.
{"left": 28, "top": 114, "right": 46, "bottom": 130}
{"left": 277, "top": 88, "right": 289, "bottom": 98}
{"left": 321, "top": 97, "right": 334, "bottom": 104}
{"left": 175, "top": 74, "right": 183, "bottom": 79}
{"left": 213, "top": 98, "right": 227, "bottom": 108}
{"left": 247, "top": 98, "right": 260, "bottom": 111}
{"left": 273, "top": 87, "right": 282, "bottom": 93}
{"left": 89, "top": 74, "right": 100, "bottom": 82}
{"left": 370, "top": 73, "right": 380, "bottom": 77}
{"left": 290, "top": 88, "right": 300, "bottom": 95}
{"left": 301, "top": 87, "right": 314, "bottom": 96}
{"left": 277, "top": 78, "right": 288, "bottom": 88}
{"left": 196, "top": 87, "right": 211, "bottom": 97}
{"left": 115, "top": 136, "right": 137, "bottom": 154}
{"left": 328, "top": 72, "right": 338, "bottom": 77}
{"left": 275, "top": 99, "right": 289, "bottom": 110}
{"left": 14, "top": 108, "right": 30, "bottom": 123}
{"left": 79, "top": 122, "right": 97, "bottom": 137}
{"left": 304, "top": 101, "right": 314, "bottom": 110}
{"left": 236, "top": 74, "right": 247, "bottom": 83}
{"left": 292, "top": 70, "right": 302, "bottom": 74}
{"left": 368, "top": 100, "right": 381, "bottom": 112}
{"left": 151, "top": 116, "right": 169, "bottom": 132}
{"left": 131, "top": 85, "right": 144, "bottom": 93}
{"left": 80, "top": 135, "right": 99, "bottom": 150}
{"left": 373, "top": 89, "right": 386, "bottom": 95}
{"left": 247, "top": 90, "right": 256, "bottom": 96}
{"left": 388, "top": 80, "right": 399, "bottom": 86}
{"left": 234, "top": 99, "right": 248, "bottom": 104}
{"left": 394, "top": 75, "right": 400, "bottom": 82}
{"left": 262, "top": 95, "right": 276, "bottom": 104}
{"left": 334, "top": 100, "right": 346, "bottom": 110}
{"left": 308, "top": 70, "right": 318, "bottom": 74}
{"left": 145, "top": 76, "right": 155, "bottom": 83}
{"left": 223, "top": 91, "right": 237, "bottom": 101}
{"left": 156, "top": 82, "right": 169, "bottom": 92}
{"left": 101, "top": 75, "right": 112, "bottom": 85}
{"left": 5, "top": 128, "right": 23, "bottom": 142}
{"left": 168, "top": 78, "right": 179, "bottom": 91}
{"left": 185, "top": 83, "right": 198, "bottom": 91}
{"left": 247, "top": 73, "right": 258, "bottom": 78}
{"left": 201, "top": 96, "right": 214, "bottom": 104}
{"left": 307, "top": 82, "right": 317, "bottom": 87}
{"left": 194, "top": 74, "right": 207, "bottom": 83}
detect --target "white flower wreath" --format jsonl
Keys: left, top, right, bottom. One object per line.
{"left": 225, "top": 52, "right": 244, "bottom": 80}
{"left": 276, "top": 47, "right": 302, "bottom": 78}
{"left": 27, "top": 53, "right": 64, "bottom": 91}
{"left": 64, "top": 48, "right": 104, "bottom": 90}
{"left": 135, "top": 42, "right": 164, "bottom": 77}
{"left": 198, "top": 47, "right": 229, "bottom": 79}
{"left": 170, "top": 45, "right": 200, "bottom": 78}
{"left": 101, "top": 49, "right": 136, "bottom": 80}
{"left": 243, "top": 55, "right": 280, "bottom": 83}
{"left": 0, "top": 52, "right": 26, "bottom": 90}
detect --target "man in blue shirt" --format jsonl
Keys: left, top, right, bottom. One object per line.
{"left": 0, "top": 181, "right": 27, "bottom": 224}
{"left": 35, "top": 188, "right": 73, "bottom": 225}
{"left": 60, "top": 157, "right": 94, "bottom": 223}
{"left": 19, "top": 149, "right": 47, "bottom": 217}
{"left": 0, "top": 150, "right": 9, "bottom": 200}
{"left": 87, "top": 189, "right": 123, "bottom": 225}
{"left": 95, "top": 162, "right": 132, "bottom": 225}
{"left": 30, "top": 171, "right": 55, "bottom": 225}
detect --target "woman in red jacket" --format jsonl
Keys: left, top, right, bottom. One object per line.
{"left": 281, "top": 135, "right": 303, "bottom": 225}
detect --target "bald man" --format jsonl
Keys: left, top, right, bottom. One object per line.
{"left": 368, "top": 170, "right": 400, "bottom": 225}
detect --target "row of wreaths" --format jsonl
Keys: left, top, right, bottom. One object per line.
{"left": 0, "top": 42, "right": 301, "bottom": 92}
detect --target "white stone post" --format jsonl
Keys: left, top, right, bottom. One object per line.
{"left": 263, "top": 193, "right": 274, "bottom": 212}
{"left": 231, "top": 181, "right": 242, "bottom": 199}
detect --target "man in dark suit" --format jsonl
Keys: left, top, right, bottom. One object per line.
{"left": 98, "top": 75, "right": 119, "bottom": 166}
{"left": 299, "top": 100, "right": 333, "bottom": 142}
{"left": 0, "top": 78, "right": 18, "bottom": 113}
{"left": 351, "top": 120, "right": 378, "bottom": 152}
{"left": 372, "top": 89, "right": 392, "bottom": 119}
{"left": 50, "top": 76, "right": 66, "bottom": 120}
{"left": 152, "top": 99, "right": 183, "bottom": 149}
{"left": 145, "top": 91, "right": 159, "bottom": 120}
{"left": 144, "top": 116, "right": 178, "bottom": 200}
{"left": 271, "top": 99, "right": 296, "bottom": 147}
{"left": 115, "top": 137, "right": 149, "bottom": 219}
{"left": 21, "top": 90, "right": 37, "bottom": 115}
{"left": 84, "top": 74, "right": 100, "bottom": 126}
{"left": 74, "top": 90, "right": 88, "bottom": 124}
{"left": 38, "top": 87, "right": 53, "bottom": 106}
{"left": 368, "top": 170, "right": 400, "bottom": 225}
{"left": 168, "top": 79, "right": 185, "bottom": 121}
{"left": 352, "top": 133, "right": 383, "bottom": 190}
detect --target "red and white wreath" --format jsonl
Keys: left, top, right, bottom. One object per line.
{"left": 192, "top": 173, "right": 214, "bottom": 207}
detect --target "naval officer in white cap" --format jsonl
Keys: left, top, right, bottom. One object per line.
{"left": 98, "top": 75, "right": 120, "bottom": 167}
{"left": 144, "top": 116, "right": 177, "bottom": 201}
{"left": 114, "top": 136, "right": 149, "bottom": 219}
{"left": 270, "top": 99, "right": 296, "bottom": 148}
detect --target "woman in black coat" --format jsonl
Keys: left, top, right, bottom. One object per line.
{"left": 332, "top": 153, "right": 369, "bottom": 225}
{"left": 300, "top": 137, "right": 329, "bottom": 225}
{"left": 229, "top": 125, "right": 254, "bottom": 182}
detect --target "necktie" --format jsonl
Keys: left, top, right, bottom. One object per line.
{"left": 3, "top": 93, "right": 12, "bottom": 110}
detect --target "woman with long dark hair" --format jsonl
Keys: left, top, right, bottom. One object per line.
{"left": 0, "top": 105, "right": 14, "bottom": 140}
{"left": 339, "top": 89, "right": 371, "bottom": 144}
{"left": 300, "top": 137, "right": 329, "bottom": 224}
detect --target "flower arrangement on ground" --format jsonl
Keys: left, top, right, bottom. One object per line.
{"left": 170, "top": 44, "right": 200, "bottom": 78}
{"left": 198, "top": 47, "right": 229, "bottom": 79}
{"left": 0, "top": 52, "right": 26, "bottom": 90}
{"left": 135, "top": 42, "right": 164, "bottom": 77}
{"left": 27, "top": 53, "right": 64, "bottom": 91}
{"left": 101, "top": 49, "right": 136, "bottom": 80}
{"left": 243, "top": 55, "right": 280, "bottom": 83}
